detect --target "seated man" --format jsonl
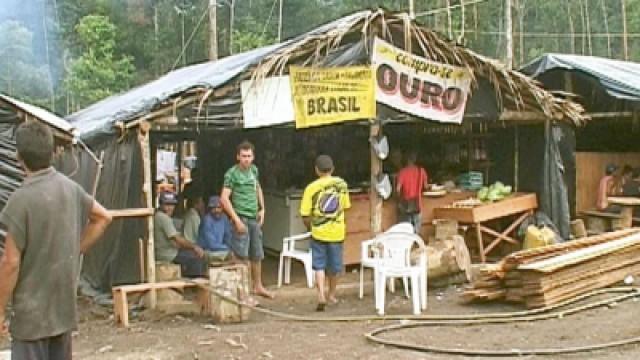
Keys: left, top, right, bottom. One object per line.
{"left": 197, "top": 196, "right": 231, "bottom": 262}
{"left": 154, "top": 191, "right": 207, "bottom": 278}
{"left": 596, "top": 163, "right": 619, "bottom": 212}
{"left": 183, "top": 195, "right": 204, "bottom": 243}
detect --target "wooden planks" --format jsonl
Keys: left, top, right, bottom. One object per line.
{"left": 462, "top": 228, "right": 640, "bottom": 307}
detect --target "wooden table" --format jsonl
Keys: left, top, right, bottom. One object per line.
{"left": 608, "top": 197, "right": 640, "bottom": 228}
{"left": 433, "top": 193, "right": 538, "bottom": 263}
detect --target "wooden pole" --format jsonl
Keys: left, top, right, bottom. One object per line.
{"left": 370, "top": 121, "right": 383, "bottom": 235}
{"left": 229, "top": 0, "right": 235, "bottom": 54}
{"left": 583, "top": 0, "right": 592, "bottom": 55}
{"left": 138, "top": 121, "right": 157, "bottom": 308}
{"left": 208, "top": 0, "right": 218, "bottom": 61}
{"left": 600, "top": 0, "right": 612, "bottom": 57}
{"left": 621, "top": 0, "right": 629, "bottom": 60}
{"left": 514, "top": 125, "right": 519, "bottom": 192}
{"left": 504, "top": 0, "right": 513, "bottom": 68}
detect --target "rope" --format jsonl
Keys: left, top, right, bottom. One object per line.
{"left": 191, "top": 282, "right": 640, "bottom": 355}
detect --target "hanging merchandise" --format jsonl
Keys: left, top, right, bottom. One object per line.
{"left": 370, "top": 135, "right": 389, "bottom": 160}
{"left": 375, "top": 173, "right": 392, "bottom": 200}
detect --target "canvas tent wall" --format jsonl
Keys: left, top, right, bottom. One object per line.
{"left": 68, "top": 10, "right": 586, "bottom": 291}
{"left": 0, "top": 93, "right": 80, "bottom": 255}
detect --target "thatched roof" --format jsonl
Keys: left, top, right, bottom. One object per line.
{"left": 68, "top": 9, "right": 586, "bottom": 142}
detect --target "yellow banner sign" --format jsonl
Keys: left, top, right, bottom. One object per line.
{"left": 290, "top": 66, "right": 376, "bottom": 128}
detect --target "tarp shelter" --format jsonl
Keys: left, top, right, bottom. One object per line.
{"left": 0, "top": 93, "right": 80, "bottom": 254}
{"left": 68, "top": 10, "right": 586, "bottom": 293}
{"left": 521, "top": 54, "right": 640, "bottom": 214}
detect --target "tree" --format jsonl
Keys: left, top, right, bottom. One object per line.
{"left": 0, "top": 20, "right": 54, "bottom": 107}
{"left": 64, "top": 15, "right": 135, "bottom": 109}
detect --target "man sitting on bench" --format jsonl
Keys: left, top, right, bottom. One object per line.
{"left": 198, "top": 195, "right": 231, "bottom": 263}
{"left": 155, "top": 191, "right": 207, "bottom": 277}
{"left": 597, "top": 164, "right": 620, "bottom": 213}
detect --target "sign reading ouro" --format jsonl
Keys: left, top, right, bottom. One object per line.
{"left": 372, "top": 37, "right": 472, "bottom": 124}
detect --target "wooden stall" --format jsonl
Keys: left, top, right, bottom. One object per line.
{"left": 575, "top": 152, "right": 640, "bottom": 214}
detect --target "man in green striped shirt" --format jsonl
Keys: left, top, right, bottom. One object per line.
{"left": 221, "top": 141, "right": 274, "bottom": 299}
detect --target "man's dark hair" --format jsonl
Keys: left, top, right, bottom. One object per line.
{"left": 16, "top": 121, "right": 54, "bottom": 171}
{"left": 236, "top": 140, "right": 255, "bottom": 154}
{"left": 405, "top": 151, "right": 418, "bottom": 165}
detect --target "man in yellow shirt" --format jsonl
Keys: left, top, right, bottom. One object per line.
{"left": 300, "top": 155, "right": 351, "bottom": 311}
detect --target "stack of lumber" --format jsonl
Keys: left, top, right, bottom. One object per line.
{"left": 462, "top": 228, "right": 640, "bottom": 308}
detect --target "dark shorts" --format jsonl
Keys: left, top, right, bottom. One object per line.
{"left": 229, "top": 217, "right": 264, "bottom": 261}
{"left": 311, "top": 239, "right": 343, "bottom": 275}
{"left": 12, "top": 331, "right": 72, "bottom": 360}
{"left": 173, "top": 249, "right": 208, "bottom": 277}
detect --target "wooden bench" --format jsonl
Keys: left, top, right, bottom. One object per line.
{"left": 579, "top": 210, "right": 626, "bottom": 234}
{"left": 112, "top": 279, "right": 209, "bottom": 327}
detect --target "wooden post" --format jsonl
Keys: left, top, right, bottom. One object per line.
{"left": 138, "top": 121, "right": 157, "bottom": 309}
{"left": 370, "top": 121, "right": 383, "bottom": 235}
{"left": 514, "top": 125, "right": 519, "bottom": 192}
{"left": 278, "top": 0, "right": 284, "bottom": 42}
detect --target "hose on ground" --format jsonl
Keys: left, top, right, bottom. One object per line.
{"left": 191, "top": 282, "right": 640, "bottom": 356}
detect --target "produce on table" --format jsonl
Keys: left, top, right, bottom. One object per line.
{"left": 477, "top": 181, "right": 512, "bottom": 203}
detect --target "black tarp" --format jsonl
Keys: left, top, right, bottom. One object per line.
{"left": 59, "top": 133, "right": 146, "bottom": 291}
{"left": 520, "top": 53, "right": 640, "bottom": 112}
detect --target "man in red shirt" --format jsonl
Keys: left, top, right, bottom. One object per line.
{"left": 396, "top": 151, "right": 429, "bottom": 235}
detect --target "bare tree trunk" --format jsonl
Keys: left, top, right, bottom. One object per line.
{"left": 42, "top": 1, "right": 55, "bottom": 111}
{"left": 579, "top": 0, "right": 586, "bottom": 54}
{"left": 566, "top": 0, "right": 575, "bottom": 53}
{"left": 154, "top": 3, "right": 159, "bottom": 74}
{"left": 583, "top": 0, "right": 592, "bottom": 55}
{"left": 621, "top": 0, "right": 629, "bottom": 60}
{"left": 446, "top": 0, "right": 453, "bottom": 39}
{"left": 208, "top": 0, "right": 218, "bottom": 61}
{"left": 473, "top": 1, "right": 478, "bottom": 41}
{"left": 517, "top": 0, "right": 525, "bottom": 65}
{"left": 600, "top": 0, "right": 612, "bottom": 57}
{"left": 229, "top": 0, "right": 235, "bottom": 54}
{"left": 504, "top": 0, "right": 513, "bottom": 68}
{"left": 278, "top": 0, "right": 284, "bottom": 42}
{"left": 459, "top": 0, "right": 465, "bottom": 42}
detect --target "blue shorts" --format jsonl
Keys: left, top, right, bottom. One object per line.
{"left": 229, "top": 217, "right": 264, "bottom": 261}
{"left": 311, "top": 239, "right": 344, "bottom": 275}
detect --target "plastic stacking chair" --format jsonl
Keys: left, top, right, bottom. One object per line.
{"left": 372, "top": 232, "right": 427, "bottom": 315}
{"left": 277, "top": 232, "right": 314, "bottom": 288}
{"left": 359, "top": 222, "right": 414, "bottom": 299}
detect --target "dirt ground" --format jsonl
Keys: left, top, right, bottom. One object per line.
{"left": 3, "top": 258, "right": 640, "bottom": 360}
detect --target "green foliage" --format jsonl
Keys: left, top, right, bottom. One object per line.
{"left": 64, "top": 15, "right": 135, "bottom": 109}
{"left": 0, "top": 21, "right": 53, "bottom": 105}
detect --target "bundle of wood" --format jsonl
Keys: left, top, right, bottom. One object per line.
{"left": 462, "top": 228, "right": 640, "bottom": 308}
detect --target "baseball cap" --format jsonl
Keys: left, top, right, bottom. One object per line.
{"left": 315, "top": 155, "right": 334, "bottom": 172}
{"left": 159, "top": 191, "right": 178, "bottom": 205}
{"left": 208, "top": 195, "right": 221, "bottom": 208}
{"left": 606, "top": 164, "right": 618, "bottom": 175}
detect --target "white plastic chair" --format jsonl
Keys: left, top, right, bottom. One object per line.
{"left": 277, "top": 232, "right": 314, "bottom": 288}
{"left": 372, "top": 232, "right": 428, "bottom": 315}
{"left": 359, "top": 222, "right": 414, "bottom": 299}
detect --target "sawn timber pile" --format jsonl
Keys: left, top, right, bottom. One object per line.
{"left": 463, "top": 228, "right": 640, "bottom": 308}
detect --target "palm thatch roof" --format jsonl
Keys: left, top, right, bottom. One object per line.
{"left": 68, "top": 9, "right": 586, "bottom": 142}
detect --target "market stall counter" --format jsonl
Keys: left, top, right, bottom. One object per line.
{"left": 262, "top": 188, "right": 474, "bottom": 265}
{"left": 434, "top": 193, "right": 538, "bottom": 263}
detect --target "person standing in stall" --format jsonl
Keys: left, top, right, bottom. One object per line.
{"left": 221, "top": 141, "right": 274, "bottom": 299}
{"left": 300, "top": 155, "right": 351, "bottom": 311}
{"left": 396, "top": 151, "right": 429, "bottom": 235}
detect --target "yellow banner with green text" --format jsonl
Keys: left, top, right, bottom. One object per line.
{"left": 290, "top": 66, "right": 376, "bottom": 128}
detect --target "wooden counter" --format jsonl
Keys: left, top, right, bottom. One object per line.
{"left": 342, "top": 191, "right": 474, "bottom": 265}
